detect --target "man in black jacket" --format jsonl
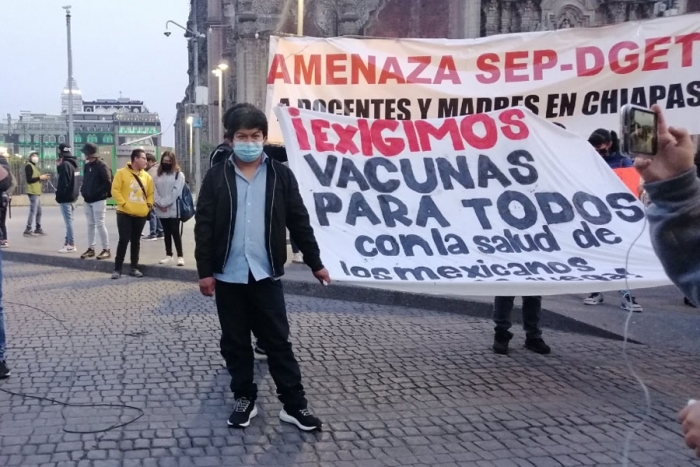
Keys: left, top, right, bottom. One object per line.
{"left": 195, "top": 104, "right": 330, "bottom": 431}
{"left": 79, "top": 143, "right": 111, "bottom": 260}
{"left": 0, "top": 159, "right": 11, "bottom": 378}
{"left": 56, "top": 143, "right": 79, "bottom": 253}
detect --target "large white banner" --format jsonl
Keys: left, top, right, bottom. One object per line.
{"left": 266, "top": 14, "right": 700, "bottom": 144}
{"left": 275, "top": 105, "right": 670, "bottom": 297}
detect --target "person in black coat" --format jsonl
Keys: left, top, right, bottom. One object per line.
{"left": 79, "top": 143, "right": 112, "bottom": 260}
{"left": 55, "top": 143, "right": 79, "bottom": 253}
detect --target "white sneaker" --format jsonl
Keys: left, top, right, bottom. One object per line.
{"left": 583, "top": 293, "right": 603, "bottom": 305}
{"left": 58, "top": 244, "right": 76, "bottom": 253}
{"left": 621, "top": 294, "right": 643, "bottom": 313}
{"left": 177, "top": 257, "right": 185, "bottom": 267}
{"left": 292, "top": 252, "right": 304, "bottom": 264}
{"left": 160, "top": 256, "right": 173, "bottom": 265}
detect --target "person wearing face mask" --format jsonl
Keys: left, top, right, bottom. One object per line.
{"left": 195, "top": 104, "right": 331, "bottom": 431}
{"left": 23, "top": 152, "right": 50, "bottom": 237}
{"left": 153, "top": 151, "right": 186, "bottom": 266}
{"left": 110, "top": 149, "right": 154, "bottom": 279}
{"left": 79, "top": 143, "right": 112, "bottom": 260}
{"left": 55, "top": 143, "right": 80, "bottom": 254}
{"left": 583, "top": 129, "right": 642, "bottom": 312}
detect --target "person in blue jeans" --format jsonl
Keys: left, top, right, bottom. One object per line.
{"left": 0, "top": 160, "right": 12, "bottom": 378}
{"left": 55, "top": 144, "right": 79, "bottom": 253}
{"left": 24, "top": 152, "right": 49, "bottom": 237}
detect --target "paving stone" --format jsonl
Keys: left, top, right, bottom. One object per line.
{"left": 0, "top": 262, "right": 698, "bottom": 467}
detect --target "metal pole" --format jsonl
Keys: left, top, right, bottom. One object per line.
{"left": 297, "top": 0, "right": 304, "bottom": 36}
{"left": 189, "top": 120, "right": 193, "bottom": 181}
{"left": 193, "top": 0, "right": 201, "bottom": 195}
{"left": 218, "top": 71, "right": 223, "bottom": 142}
{"left": 64, "top": 6, "right": 75, "bottom": 150}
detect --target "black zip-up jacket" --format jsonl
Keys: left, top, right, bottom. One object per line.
{"left": 81, "top": 158, "right": 111, "bottom": 203}
{"left": 55, "top": 154, "right": 79, "bottom": 203}
{"left": 194, "top": 156, "right": 323, "bottom": 280}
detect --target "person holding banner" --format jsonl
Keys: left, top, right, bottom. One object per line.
{"left": 583, "top": 129, "right": 643, "bottom": 313}
{"left": 195, "top": 104, "right": 330, "bottom": 431}
{"left": 492, "top": 296, "right": 550, "bottom": 355}
{"left": 631, "top": 105, "right": 699, "bottom": 457}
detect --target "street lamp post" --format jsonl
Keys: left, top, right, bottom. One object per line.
{"left": 165, "top": 17, "right": 205, "bottom": 194}
{"left": 212, "top": 62, "right": 228, "bottom": 141}
{"left": 186, "top": 115, "right": 194, "bottom": 181}
{"left": 63, "top": 5, "right": 75, "bottom": 150}
{"left": 297, "top": 0, "right": 304, "bottom": 36}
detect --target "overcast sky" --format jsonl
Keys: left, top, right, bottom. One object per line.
{"left": 0, "top": 0, "right": 190, "bottom": 146}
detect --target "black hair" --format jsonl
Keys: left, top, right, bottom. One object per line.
{"left": 146, "top": 153, "right": 157, "bottom": 163}
{"left": 223, "top": 103, "right": 268, "bottom": 140}
{"left": 130, "top": 149, "right": 146, "bottom": 162}
{"left": 553, "top": 122, "right": 566, "bottom": 129}
{"left": 588, "top": 128, "right": 619, "bottom": 153}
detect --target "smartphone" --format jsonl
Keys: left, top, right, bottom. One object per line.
{"left": 620, "top": 104, "right": 658, "bottom": 157}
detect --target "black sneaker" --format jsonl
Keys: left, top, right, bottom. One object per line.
{"left": 0, "top": 361, "right": 11, "bottom": 379}
{"left": 492, "top": 330, "right": 513, "bottom": 355}
{"left": 23, "top": 229, "right": 34, "bottom": 237}
{"left": 33, "top": 229, "right": 45, "bottom": 236}
{"left": 280, "top": 407, "right": 323, "bottom": 432}
{"left": 227, "top": 398, "right": 257, "bottom": 428}
{"left": 253, "top": 343, "right": 267, "bottom": 360}
{"left": 143, "top": 235, "right": 158, "bottom": 242}
{"left": 111, "top": 270, "right": 121, "bottom": 280}
{"left": 80, "top": 248, "right": 95, "bottom": 259}
{"left": 525, "top": 337, "right": 551, "bottom": 355}
{"left": 129, "top": 268, "right": 144, "bottom": 278}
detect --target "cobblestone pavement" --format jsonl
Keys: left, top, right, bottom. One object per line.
{"left": 1, "top": 262, "right": 699, "bottom": 467}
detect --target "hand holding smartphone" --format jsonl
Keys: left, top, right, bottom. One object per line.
{"left": 620, "top": 104, "right": 658, "bottom": 157}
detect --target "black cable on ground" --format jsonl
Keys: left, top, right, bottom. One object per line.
{"left": 0, "top": 300, "right": 145, "bottom": 434}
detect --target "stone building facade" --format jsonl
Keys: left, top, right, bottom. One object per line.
{"left": 174, "top": 0, "right": 697, "bottom": 164}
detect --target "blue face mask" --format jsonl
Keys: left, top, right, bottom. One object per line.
{"left": 234, "top": 142, "right": 264, "bottom": 162}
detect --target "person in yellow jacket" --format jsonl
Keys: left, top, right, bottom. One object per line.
{"left": 110, "top": 149, "right": 154, "bottom": 279}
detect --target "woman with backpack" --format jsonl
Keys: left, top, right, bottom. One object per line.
{"left": 154, "top": 151, "right": 186, "bottom": 266}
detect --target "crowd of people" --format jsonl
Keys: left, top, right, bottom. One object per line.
{"left": 0, "top": 102, "right": 699, "bottom": 449}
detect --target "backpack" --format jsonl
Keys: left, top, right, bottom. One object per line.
{"left": 175, "top": 172, "right": 195, "bottom": 223}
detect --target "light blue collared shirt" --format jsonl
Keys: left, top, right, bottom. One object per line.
{"left": 214, "top": 155, "right": 272, "bottom": 284}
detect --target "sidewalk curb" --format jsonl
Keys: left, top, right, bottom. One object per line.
{"left": 3, "top": 250, "right": 638, "bottom": 344}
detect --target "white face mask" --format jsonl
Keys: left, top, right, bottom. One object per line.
{"left": 30, "top": 157, "right": 39, "bottom": 164}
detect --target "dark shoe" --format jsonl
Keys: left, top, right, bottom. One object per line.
{"left": 111, "top": 270, "right": 121, "bottom": 280}
{"left": 253, "top": 343, "right": 267, "bottom": 361}
{"left": 685, "top": 297, "right": 697, "bottom": 308}
{"left": 96, "top": 249, "right": 111, "bottom": 260}
{"left": 280, "top": 407, "right": 323, "bottom": 432}
{"left": 129, "top": 268, "right": 144, "bottom": 278}
{"left": 143, "top": 235, "right": 158, "bottom": 242}
{"left": 492, "top": 330, "right": 513, "bottom": 355}
{"left": 227, "top": 398, "right": 257, "bottom": 428}
{"left": 23, "top": 229, "right": 34, "bottom": 237}
{"left": 33, "top": 229, "right": 45, "bottom": 236}
{"left": 525, "top": 337, "right": 551, "bottom": 355}
{"left": 0, "top": 361, "right": 11, "bottom": 379}
{"left": 80, "top": 248, "right": 96, "bottom": 259}
{"left": 156, "top": 234, "right": 164, "bottom": 240}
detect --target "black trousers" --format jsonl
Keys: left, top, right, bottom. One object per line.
{"left": 0, "top": 207, "right": 6, "bottom": 241}
{"left": 493, "top": 296, "right": 542, "bottom": 339}
{"left": 160, "top": 218, "right": 183, "bottom": 257}
{"left": 115, "top": 213, "right": 148, "bottom": 271}
{"left": 215, "top": 275, "right": 306, "bottom": 410}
